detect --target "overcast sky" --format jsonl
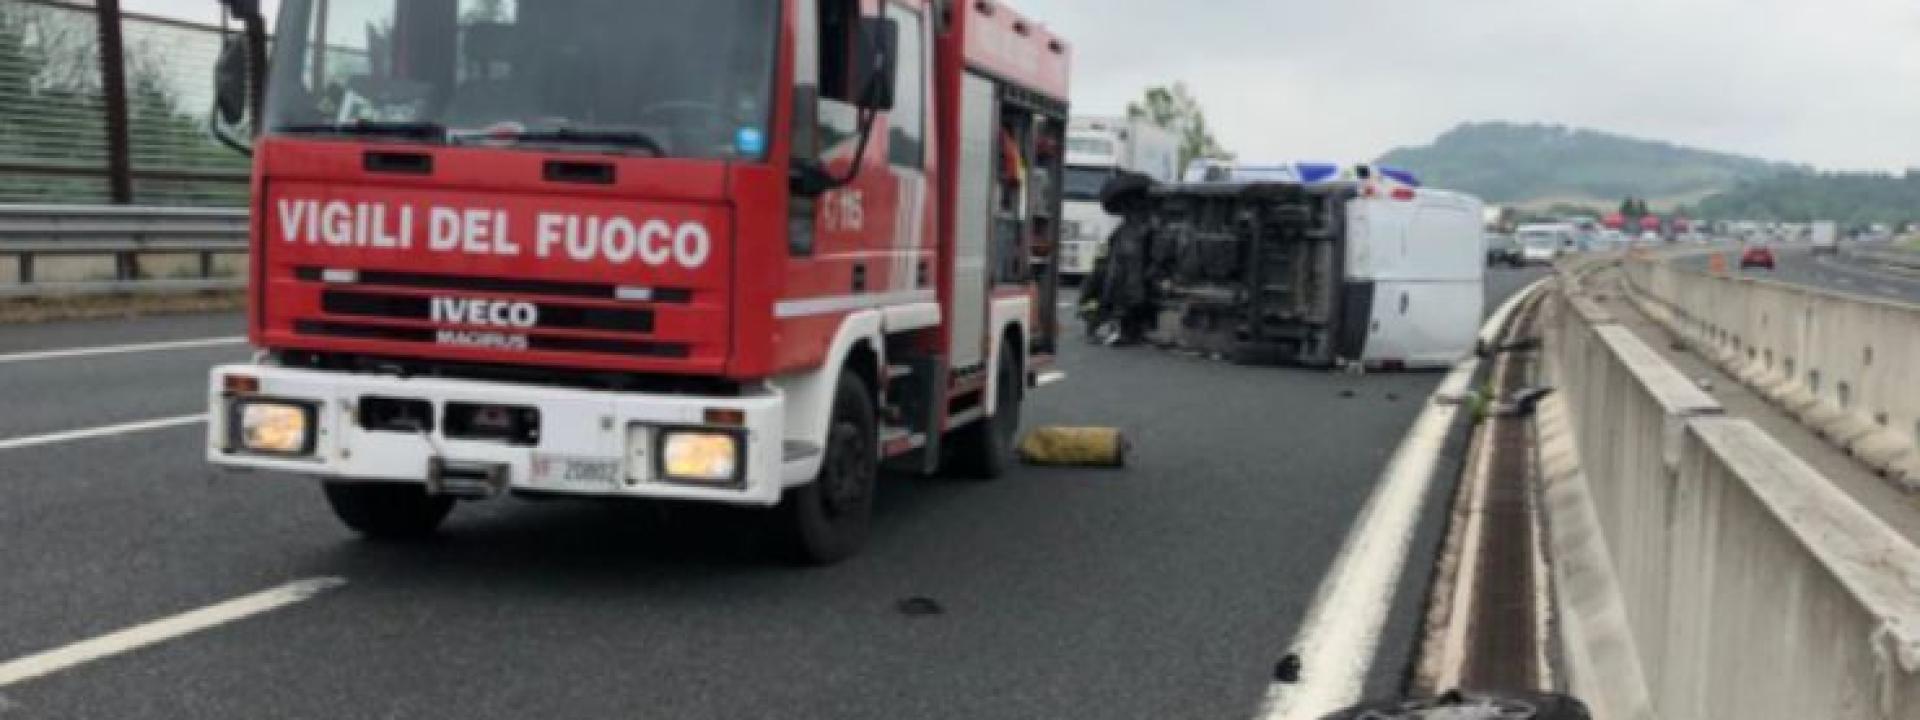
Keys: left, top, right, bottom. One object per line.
{"left": 125, "top": 0, "right": 1920, "bottom": 171}
{"left": 1015, "top": 0, "right": 1920, "bottom": 171}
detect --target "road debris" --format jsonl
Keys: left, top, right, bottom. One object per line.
{"left": 1018, "top": 427, "right": 1129, "bottom": 468}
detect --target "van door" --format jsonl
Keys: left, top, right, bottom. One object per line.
{"left": 1362, "top": 194, "right": 1485, "bottom": 368}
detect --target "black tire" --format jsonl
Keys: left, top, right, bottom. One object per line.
{"left": 946, "top": 341, "right": 1022, "bottom": 480}
{"left": 774, "top": 370, "right": 878, "bottom": 565}
{"left": 322, "top": 481, "right": 454, "bottom": 540}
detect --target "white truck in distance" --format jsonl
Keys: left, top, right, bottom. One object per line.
{"left": 1811, "top": 220, "right": 1839, "bottom": 255}
{"left": 1061, "top": 116, "right": 1180, "bottom": 280}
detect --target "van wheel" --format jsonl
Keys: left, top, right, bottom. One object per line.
{"left": 947, "top": 341, "right": 1022, "bottom": 480}
{"left": 322, "top": 482, "right": 454, "bottom": 540}
{"left": 774, "top": 370, "right": 877, "bottom": 565}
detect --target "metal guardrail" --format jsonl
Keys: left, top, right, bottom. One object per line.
{"left": 0, "top": 204, "right": 248, "bottom": 299}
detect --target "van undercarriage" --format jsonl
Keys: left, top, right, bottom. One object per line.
{"left": 1089, "top": 182, "right": 1360, "bottom": 366}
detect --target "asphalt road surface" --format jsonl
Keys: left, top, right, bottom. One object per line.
{"left": 0, "top": 268, "right": 1544, "bottom": 719}
{"left": 1680, "top": 244, "right": 1920, "bottom": 305}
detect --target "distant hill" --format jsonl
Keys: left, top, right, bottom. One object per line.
{"left": 1696, "top": 171, "right": 1920, "bottom": 226}
{"left": 1378, "top": 121, "right": 1803, "bottom": 209}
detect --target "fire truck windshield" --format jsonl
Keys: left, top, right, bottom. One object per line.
{"left": 264, "top": 0, "right": 780, "bottom": 161}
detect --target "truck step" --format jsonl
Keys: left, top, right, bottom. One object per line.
{"left": 879, "top": 426, "right": 927, "bottom": 456}
{"left": 782, "top": 440, "right": 822, "bottom": 462}
{"left": 429, "top": 477, "right": 503, "bottom": 499}
{"left": 426, "top": 458, "right": 509, "bottom": 499}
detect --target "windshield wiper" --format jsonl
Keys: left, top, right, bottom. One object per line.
{"left": 492, "top": 128, "right": 666, "bottom": 155}
{"left": 277, "top": 121, "right": 448, "bottom": 141}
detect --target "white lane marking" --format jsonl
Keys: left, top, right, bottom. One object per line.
{"left": 1432, "top": 404, "right": 1497, "bottom": 692}
{"left": 1257, "top": 360, "right": 1480, "bottom": 719}
{"left": 1530, "top": 468, "right": 1556, "bottom": 691}
{"left": 1258, "top": 281, "right": 1541, "bottom": 720}
{"left": 0, "top": 577, "right": 345, "bottom": 688}
{"left": 0, "top": 337, "right": 245, "bottom": 366}
{"left": 1879, "top": 285, "right": 1904, "bottom": 296}
{"left": 0, "top": 414, "right": 207, "bottom": 453}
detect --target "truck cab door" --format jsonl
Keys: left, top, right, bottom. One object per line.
{"left": 787, "top": 0, "right": 931, "bottom": 315}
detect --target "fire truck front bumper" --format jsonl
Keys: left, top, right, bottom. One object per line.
{"left": 206, "top": 364, "right": 791, "bottom": 507}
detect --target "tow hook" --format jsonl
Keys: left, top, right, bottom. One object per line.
{"left": 403, "top": 416, "right": 508, "bottom": 499}
{"left": 426, "top": 458, "right": 510, "bottom": 499}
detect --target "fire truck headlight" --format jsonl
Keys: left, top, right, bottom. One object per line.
{"left": 235, "top": 401, "right": 315, "bottom": 456}
{"left": 660, "top": 430, "right": 742, "bottom": 484}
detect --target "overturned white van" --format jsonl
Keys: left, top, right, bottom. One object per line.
{"left": 1344, "top": 185, "right": 1487, "bottom": 369}
{"left": 1089, "top": 169, "right": 1486, "bottom": 369}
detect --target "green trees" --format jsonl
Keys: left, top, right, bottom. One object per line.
{"left": 1695, "top": 171, "right": 1920, "bottom": 226}
{"left": 1546, "top": 202, "right": 1604, "bottom": 219}
{"left": 1126, "top": 82, "right": 1232, "bottom": 172}
{"left": 1378, "top": 121, "right": 1919, "bottom": 225}
{"left": 1378, "top": 121, "right": 1796, "bottom": 205}
{"left": 0, "top": 3, "right": 247, "bottom": 205}
{"left": 0, "top": 2, "right": 106, "bottom": 201}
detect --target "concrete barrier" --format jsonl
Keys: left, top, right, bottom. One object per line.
{"left": 1623, "top": 258, "right": 1920, "bottom": 488}
{"left": 1539, "top": 280, "right": 1920, "bottom": 719}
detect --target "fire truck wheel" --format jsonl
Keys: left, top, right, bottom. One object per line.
{"left": 322, "top": 482, "right": 455, "bottom": 540}
{"left": 775, "top": 370, "right": 877, "bottom": 565}
{"left": 947, "top": 342, "right": 1022, "bottom": 480}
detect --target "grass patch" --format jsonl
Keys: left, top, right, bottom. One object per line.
{"left": 0, "top": 290, "right": 244, "bottom": 324}
{"left": 1469, "top": 380, "right": 1496, "bottom": 423}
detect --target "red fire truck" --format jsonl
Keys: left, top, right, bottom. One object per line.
{"left": 207, "top": 0, "right": 1071, "bottom": 563}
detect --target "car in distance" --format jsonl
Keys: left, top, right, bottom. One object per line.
{"left": 1516, "top": 226, "right": 1569, "bottom": 265}
{"left": 1485, "top": 234, "right": 1522, "bottom": 266}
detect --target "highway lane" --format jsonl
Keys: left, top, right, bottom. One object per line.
{"left": 0, "top": 345, "right": 244, "bottom": 440}
{"left": 0, "top": 313, "right": 242, "bottom": 355}
{"left": 1679, "top": 244, "right": 1920, "bottom": 305}
{"left": 0, "top": 268, "right": 1543, "bottom": 719}
{"left": 0, "top": 312, "right": 245, "bottom": 438}
{"left": 1797, "top": 250, "right": 1920, "bottom": 304}
{"left": 1485, "top": 267, "right": 1543, "bottom": 315}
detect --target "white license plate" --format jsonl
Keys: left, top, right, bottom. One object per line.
{"left": 531, "top": 454, "right": 622, "bottom": 488}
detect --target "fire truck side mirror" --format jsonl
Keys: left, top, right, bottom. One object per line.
{"left": 213, "top": 39, "right": 248, "bottom": 126}
{"left": 211, "top": 0, "right": 268, "bottom": 155}
{"left": 853, "top": 17, "right": 899, "bottom": 112}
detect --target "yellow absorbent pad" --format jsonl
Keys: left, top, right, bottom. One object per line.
{"left": 1017, "top": 427, "right": 1129, "bottom": 468}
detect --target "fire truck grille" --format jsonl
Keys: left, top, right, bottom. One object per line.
{"left": 293, "top": 321, "right": 690, "bottom": 359}
{"left": 287, "top": 267, "right": 698, "bottom": 363}
{"left": 320, "top": 290, "right": 656, "bottom": 333}
{"left": 292, "top": 267, "right": 694, "bottom": 304}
